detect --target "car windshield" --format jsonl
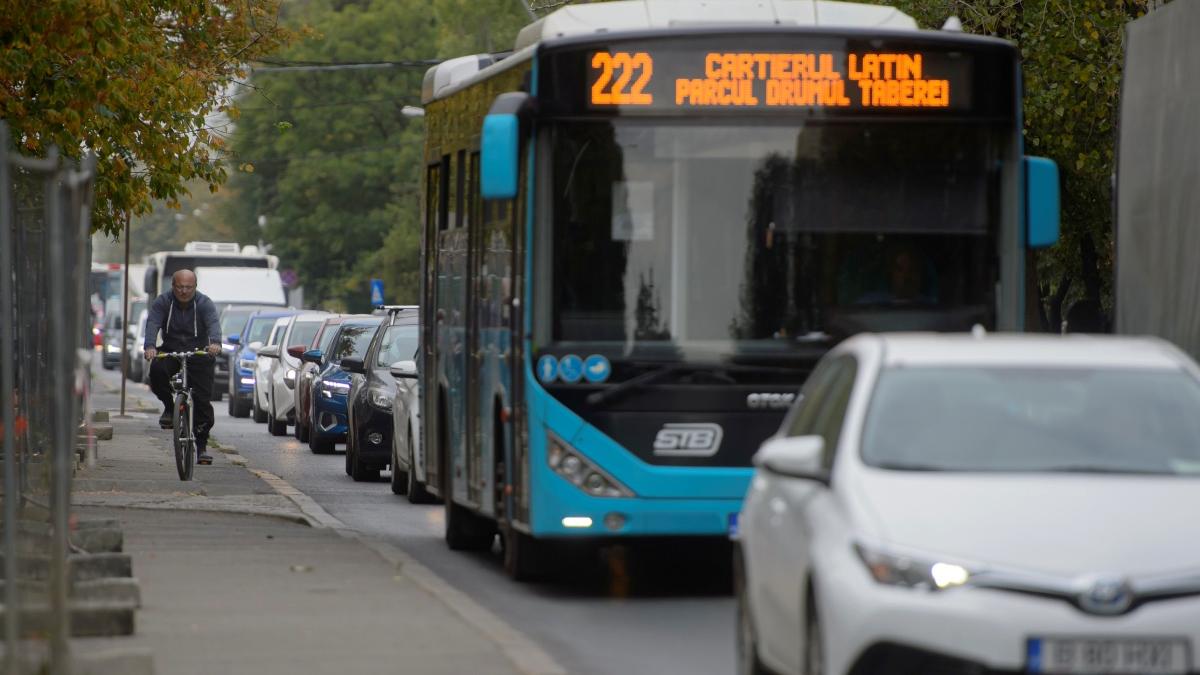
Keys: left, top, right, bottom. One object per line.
{"left": 376, "top": 325, "right": 419, "bottom": 367}
{"left": 861, "top": 366, "right": 1200, "bottom": 475}
{"left": 221, "top": 308, "right": 257, "bottom": 337}
{"left": 317, "top": 323, "right": 340, "bottom": 353}
{"left": 245, "top": 317, "right": 278, "bottom": 345}
{"left": 538, "top": 120, "right": 1004, "bottom": 363}
{"left": 289, "top": 321, "right": 322, "bottom": 349}
{"left": 327, "top": 322, "right": 382, "bottom": 362}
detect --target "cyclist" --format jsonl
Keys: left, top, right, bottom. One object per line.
{"left": 143, "top": 269, "right": 222, "bottom": 465}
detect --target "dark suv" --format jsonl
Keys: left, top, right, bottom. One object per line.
{"left": 343, "top": 308, "right": 419, "bottom": 482}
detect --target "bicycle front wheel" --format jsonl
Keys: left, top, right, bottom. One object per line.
{"left": 172, "top": 393, "right": 194, "bottom": 481}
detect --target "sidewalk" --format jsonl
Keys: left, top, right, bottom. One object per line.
{"left": 71, "top": 377, "right": 526, "bottom": 675}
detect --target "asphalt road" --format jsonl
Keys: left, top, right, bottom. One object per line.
{"left": 104, "top": 368, "right": 737, "bottom": 675}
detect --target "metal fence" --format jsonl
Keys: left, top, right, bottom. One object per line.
{"left": 1, "top": 121, "right": 97, "bottom": 674}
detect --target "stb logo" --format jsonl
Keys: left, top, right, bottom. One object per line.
{"left": 653, "top": 423, "right": 723, "bottom": 457}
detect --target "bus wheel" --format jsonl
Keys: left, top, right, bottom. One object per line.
{"left": 445, "top": 500, "right": 494, "bottom": 551}
{"left": 502, "top": 527, "right": 549, "bottom": 582}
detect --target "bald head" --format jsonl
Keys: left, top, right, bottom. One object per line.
{"left": 171, "top": 269, "right": 197, "bottom": 304}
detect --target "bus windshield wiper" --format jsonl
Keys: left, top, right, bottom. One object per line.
{"left": 586, "top": 363, "right": 682, "bottom": 408}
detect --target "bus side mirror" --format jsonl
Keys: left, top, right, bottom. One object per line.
{"left": 144, "top": 266, "right": 158, "bottom": 296}
{"left": 1025, "top": 156, "right": 1060, "bottom": 249}
{"left": 481, "top": 92, "right": 533, "bottom": 200}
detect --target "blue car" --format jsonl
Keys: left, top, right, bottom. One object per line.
{"left": 306, "top": 316, "right": 382, "bottom": 453}
{"left": 227, "top": 309, "right": 296, "bottom": 418}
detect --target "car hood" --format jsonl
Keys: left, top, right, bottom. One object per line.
{"left": 855, "top": 470, "right": 1200, "bottom": 577}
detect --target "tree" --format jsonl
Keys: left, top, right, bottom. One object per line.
{"left": 872, "top": 0, "right": 1156, "bottom": 328}
{"left": 0, "top": 0, "right": 292, "bottom": 236}
{"left": 221, "top": 0, "right": 435, "bottom": 309}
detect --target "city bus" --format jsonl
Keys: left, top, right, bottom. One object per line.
{"left": 418, "top": 0, "right": 1059, "bottom": 579}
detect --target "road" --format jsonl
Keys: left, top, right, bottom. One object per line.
{"left": 100, "top": 367, "right": 737, "bottom": 675}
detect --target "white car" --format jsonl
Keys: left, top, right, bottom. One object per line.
{"left": 737, "top": 332, "right": 1200, "bottom": 675}
{"left": 253, "top": 316, "right": 291, "bottom": 425}
{"left": 256, "top": 312, "right": 327, "bottom": 436}
{"left": 389, "top": 356, "right": 433, "bottom": 502}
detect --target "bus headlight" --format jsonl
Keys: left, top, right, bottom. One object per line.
{"left": 546, "top": 433, "right": 633, "bottom": 498}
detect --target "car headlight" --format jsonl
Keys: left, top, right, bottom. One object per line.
{"left": 547, "top": 432, "right": 633, "bottom": 498}
{"left": 369, "top": 388, "right": 392, "bottom": 410}
{"left": 854, "top": 542, "right": 972, "bottom": 590}
{"left": 238, "top": 359, "right": 255, "bottom": 372}
{"left": 284, "top": 368, "right": 297, "bottom": 389}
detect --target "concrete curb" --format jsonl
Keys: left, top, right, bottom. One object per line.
{"left": 249, "top": 468, "right": 568, "bottom": 675}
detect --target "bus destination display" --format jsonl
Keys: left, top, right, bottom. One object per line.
{"left": 587, "top": 49, "right": 972, "bottom": 111}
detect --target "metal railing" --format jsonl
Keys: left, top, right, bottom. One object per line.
{"left": 1, "top": 121, "right": 97, "bottom": 675}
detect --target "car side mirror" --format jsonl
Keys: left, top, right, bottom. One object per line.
{"left": 249, "top": 340, "right": 264, "bottom": 351}
{"left": 753, "top": 435, "right": 829, "bottom": 485}
{"left": 301, "top": 349, "right": 323, "bottom": 364}
{"left": 389, "top": 360, "right": 418, "bottom": 380}
{"left": 227, "top": 334, "right": 241, "bottom": 346}
{"left": 257, "top": 345, "right": 280, "bottom": 358}
{"left": 287, "top": 345, "right": 307, "bottom": 359}
{"left": 340, "top": 357, "right": 365, "bottom": 375}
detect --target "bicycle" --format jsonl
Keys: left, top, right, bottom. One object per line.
{"left": 157, "top": 350, "right": 209, "bottom": 481}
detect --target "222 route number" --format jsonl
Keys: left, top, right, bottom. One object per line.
{"left": 591, "top": 52, "right": 654, "bottom": 106}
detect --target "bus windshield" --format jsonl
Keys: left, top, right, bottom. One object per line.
{"left": 540, "top": 119, "right": 1004, "bottom": 362}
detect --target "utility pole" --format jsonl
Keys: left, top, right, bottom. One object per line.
{"left": 119, "top": 213, "right": 130, "bottom": 418}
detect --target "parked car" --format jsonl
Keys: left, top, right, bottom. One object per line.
{"left": 306, "top": 316, "right": 382, "bottom": 454}
{"left": 227, "top": 309, "right": 296, "bottom": 418}
{"left": 384, "top": 318, "right": 433, "bottom": 502}
{"left": 214, "top": 304, "right": 277, "bottom": 402}
{"left": 736, "top": 332, "right": 1200, "bottom": 675}
{"left": 256, "top": 312, "right": 327, "bottom": 436}
{"left": 344, "top": 308, "right": 419, "bottom": 482}
{"left": 124, "top": 307, "right": 150, "bottom": 382}
{"left": 294, "top": 315, "right": 347, "bottom": 443}
{"left": 253, "top": 315, "right": 292, "bottom": 424}
{"left": 100, "top": 298, "right": 127, "bottom": 370}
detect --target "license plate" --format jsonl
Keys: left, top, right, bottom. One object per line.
{"left": 1028, "top": 637, "right": 1191, "bottom": 674}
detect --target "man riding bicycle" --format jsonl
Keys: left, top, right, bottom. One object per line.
{"left": 144, "top": 269, "right": 222, "bottom": 465}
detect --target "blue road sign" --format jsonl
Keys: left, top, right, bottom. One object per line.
{"left": 537, "top": 354, "right": 559, "bottom": 383}
{"left": 370, "top": 279, "right": 385, "bottom": 306}
{"left": 583, "top": 354, "right": 611, "bottom": 383}
{"left": 558, "top": 354, "right": 583, "bottom": 383}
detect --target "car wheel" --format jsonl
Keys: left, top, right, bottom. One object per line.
{"left": 252, "top": 387, "right": 268, "bottom": 423}
{"left": 735, "top": 551, "right": 771, "bottom": 675}
{"left": 406, "top": 430, "right": 435, "bottom": 504}
{"left": 803, "top": 594, "right": 824, "bottom": 675}
{"left": 350, "top": 438, "right": 379, "bottom": 482}
{"left": 267, "top": 396, "right": 287, "bottom": 436}
{"left": 390, "top": 444, "right": 408, "bottom": 495}
{"left": 228, "top": 394, "right": 249, "bottom": 419}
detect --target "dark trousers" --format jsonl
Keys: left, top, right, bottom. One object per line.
{"left": 150, "top": 354, "right": 215, "bottom": 449}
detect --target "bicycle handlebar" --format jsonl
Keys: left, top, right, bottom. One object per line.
{"left": 155, "top": 350, "right": 210, "bottom": 359}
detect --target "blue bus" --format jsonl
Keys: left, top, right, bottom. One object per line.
{"left": 419, "top": 0, "right": 1059, "bottom": 579}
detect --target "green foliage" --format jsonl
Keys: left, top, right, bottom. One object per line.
{"left": 435, "top": 0, "right": 531, "bottom": 56}
{"left": 221, "top": 0, "right": 435, "bottom": 307}
{"left": 0, "top": 0, "right": 291, "bottom": 236}
{"left": 875, "top": 0, "right": 1155, "bottom": 321}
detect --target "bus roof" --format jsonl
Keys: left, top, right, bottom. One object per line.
{"left": 424, "top": 0, "right": 929, "bottom": 103}
{"left": 515, "top": 0, "right": 916, "bottom": 52}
